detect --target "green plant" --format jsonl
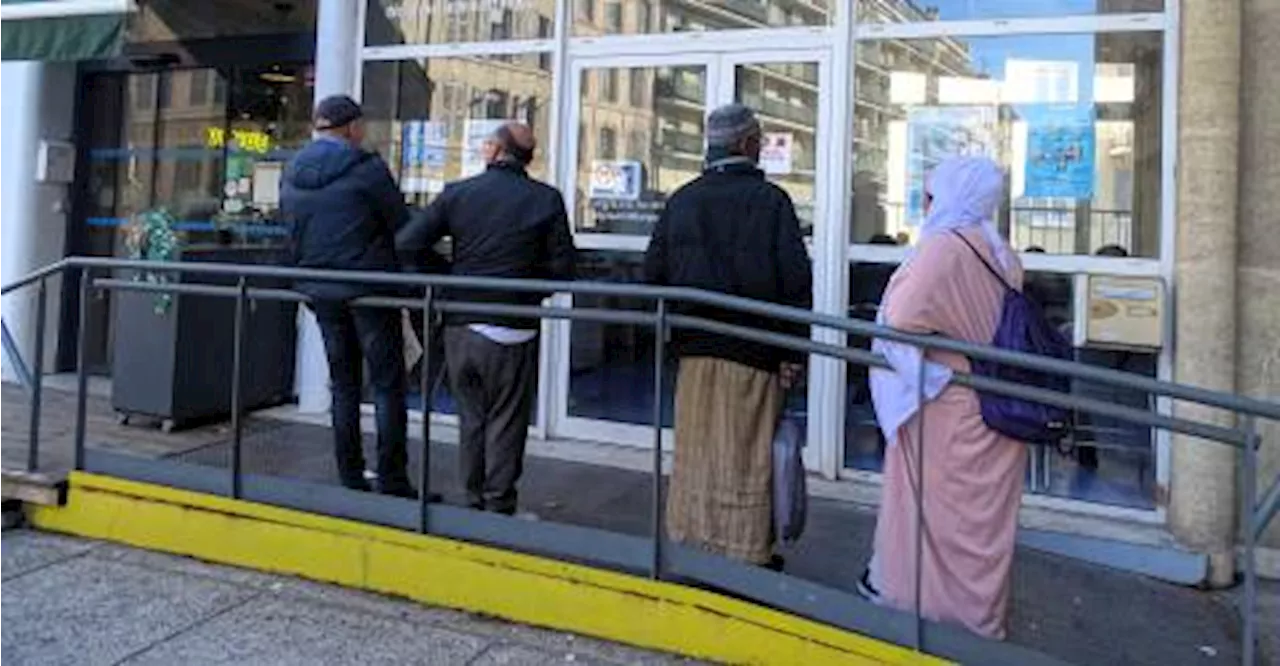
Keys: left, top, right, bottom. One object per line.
{"left": 122, "top": 208, "right": 180, "bottom": 315}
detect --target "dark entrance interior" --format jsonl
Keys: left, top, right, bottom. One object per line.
{"left": 61, "top": 4, "right": 318, "bottom": 373}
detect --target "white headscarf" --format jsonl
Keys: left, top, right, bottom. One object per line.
{"left": 870, "top": 155, "right": 1011, "bottom": 446}
{"left": 918, "top": 155, "right": 1014, "bottom": 270}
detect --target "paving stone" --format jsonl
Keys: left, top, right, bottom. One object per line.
{"left": 1, "top": 556, "right": 254, "bottom": 666}
{"left": 1, "top": 530, "right": 98, "bottom": 580}
{"left": 120, "top": 596, "right": 490, "bottom": 666}
{"left": 468, "top": 643, "right": 620, "bottom": 666}
{"left": 88, "top": 542, "right": 285, "bottom": 590}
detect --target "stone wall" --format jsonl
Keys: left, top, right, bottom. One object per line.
{"left": 1239, "top": 0, "right": 1280, "bottom": 550}
{"left": 1169, "top": 0, "right": 1241, "bottom": 586}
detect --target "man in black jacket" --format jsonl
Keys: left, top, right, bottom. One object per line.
{"left": 280, "top": 95, "right": 416, "bottom": 498}
{"left": 644, "top": 104, "right": 811, "bottom": 567}
{"left": 397, "top": 122, "right": 575, "bottom": 515}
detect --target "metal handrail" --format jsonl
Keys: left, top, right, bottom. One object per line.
{"left": 97, "top": 277, "right": 1251, "bottom": 448}
{"left": 7, "top": 256, "right": 1277, "bottom": 422}
{"left": 3, "top": 256, "right": 1276, "bottom": 666}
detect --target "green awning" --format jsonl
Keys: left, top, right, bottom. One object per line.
{"left": 2, "top": 13, "right": 125, "bottom": 61}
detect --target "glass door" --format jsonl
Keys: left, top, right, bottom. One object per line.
{"left": 72, "top": 68, "right": 231, "bottom": 373}
{"left": 69, "top": 64, "right": 313, "bottom": 374}
{"left": 552, "top": 51, "right": 831, "bottom": 456}
{"left": 554, "top": 54, "right": 715, "bottom": 447}
{"left": 722, "top": 51, "right": 830, "bottom": 472}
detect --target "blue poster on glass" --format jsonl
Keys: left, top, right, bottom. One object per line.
{"left": 1024, "top": 105, "right": 1095, "bottom": 199}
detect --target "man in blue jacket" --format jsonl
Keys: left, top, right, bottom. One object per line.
{"left": 280, "top": 95, "right": 417, "bottom": 498}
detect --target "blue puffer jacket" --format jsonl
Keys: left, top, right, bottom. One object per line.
{"left": 280, "top": 137, "right": 409, "bottom": 301}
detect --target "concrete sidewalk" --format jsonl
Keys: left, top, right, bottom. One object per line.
{"left": 1, "top": 530, "right": 700, "bottom": 666}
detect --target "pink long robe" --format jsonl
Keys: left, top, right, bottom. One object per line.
{"left": 872, "top": 226, "right": 1027, "bottom": 640}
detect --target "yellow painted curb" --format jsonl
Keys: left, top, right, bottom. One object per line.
{"left": 29, "top": 472, "right": 950, "bottom": 666}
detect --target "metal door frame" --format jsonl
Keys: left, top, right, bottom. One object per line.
{"left": 548, "top": 47, "right": 838, "bottom": 474}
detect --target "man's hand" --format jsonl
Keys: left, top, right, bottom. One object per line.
{"left": 779, "top": 362, "right": 804, "bottom": 390}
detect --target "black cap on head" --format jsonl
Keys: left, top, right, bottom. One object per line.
{"left": 314, "top": 95, "right": 363, "bottom": 130}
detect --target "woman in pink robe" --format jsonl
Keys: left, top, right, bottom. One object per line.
{"left": 864, "top": 156, "right": 1026, "bottom": 640}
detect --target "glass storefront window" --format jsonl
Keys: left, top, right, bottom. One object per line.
{"left": 736, "top": 61, "right": 819, "bottom": 235}
{"left": 361, "top": 54, "right": 555, "bottom": 207}
{"left": 573, "top": 0, "right": 832, "bottom": 36}
{"left": 856, "top": 0, "right": 1162, "bottom": 23}
{"left": 367, "top": 0, "right": 556, "bottom": 46}
{"left": 362, "top": 55, "right": 555, "bottom": 419}
{"left": 128, "top": 0, "right": 317, "bottom": 42}
{"left": 568, "top": 250, "right": 676, "bottom": 426}
{"left": 843, "top": 263, "right": 1158, "bottom": 509}
{"left": 568, "top": 250, "right": 809, "bottom": 430}
{"left": 76, "top": 63, "right": 312, "bottom": 371}
{"left": 850, "top": 32, "right": 1164, "bottom": 258}
{"left": 574, "top": 64, "right": 706, "bottom": 236}
{"left": 87, "top": 66, "right": 309, "bottom": 247}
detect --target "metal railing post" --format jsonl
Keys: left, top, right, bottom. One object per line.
{"left": 418, "top": 287, "right": 434, "bottom": 534}
{"left": 230, "top": 277, "right": 248, "bottom": 499}
{"left": 1240, "top": 416, "right": 1259, "bottom": 666}
{"left": 650, "top": 298, "right": 667, "bottom": 580}
{"left": 1255, "top": 474, "right": 1280, "bottom": 543}
{"left": 73, "top": 269, "right": 91, "bottom": 471}
{"left": 26, "top": 277, "right": 47, "bottom": 471}
{"left": 1, "top": 320, "right": 35, "bottom": 392}
{"left": 912, "top": 350, "right": 928, "bottom": 652}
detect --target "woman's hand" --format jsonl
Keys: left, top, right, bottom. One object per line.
{"left": 779, "top": 362, "right": 804, "bottom": 390}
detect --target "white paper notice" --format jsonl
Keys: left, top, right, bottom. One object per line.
{"left": 760, "top": 132, "right": 794, "bottom": 175}
{"left": 588, "top": 160, "right": 642, "bottom": 201}
{"left": 251, "top": 162, "right": 284, "bottom": 208}
{"left": 462, "top": 119, "right": 508, "bottom": 178}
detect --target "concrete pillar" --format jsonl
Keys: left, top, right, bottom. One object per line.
{"left": 1169, "top": 0, "right": 1241, "bottom": 586}
{"left": 2, "top": 61, "right": 74, "bottom": 383}
{"left": 294, "top": 0, "right": 362, "bottom": 413}
{"left": 313, "top": 0, "right": 360, "bottom": 101}
{"left": 1238, "top": 0, "right": 1280, "bottom": 550}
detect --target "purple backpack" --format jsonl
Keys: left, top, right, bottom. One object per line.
{"left": 953, "top": 232, "right": 1071, "bottom": 444}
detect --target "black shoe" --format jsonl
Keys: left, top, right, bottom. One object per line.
{"left": 1077, "top": 446, "right": 1100, "bottom": 471}
{"left": 855, "top": 568, "right": 881, "bottom": 603}
{"left": 340, "top": 476, "right": 373, "bottom": 492}
{"left": 378, "top": 481, "right": 416, "bottom": 500}
{"left": 763, "top": 554, "right": 786, "bottom": 572}
{"left": 377, "top": 480, "right": 443, "bottom": 503}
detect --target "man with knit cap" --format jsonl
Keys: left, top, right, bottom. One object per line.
{"left": 281, "top": 94, "right": 418, "bottom": 499}
{"left": 644, "top": 104, "right": 812, "bottom": 568}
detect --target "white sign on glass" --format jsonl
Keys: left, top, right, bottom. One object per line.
{"left": 588, "top": 160, "right": 642, "bottom": 200}
{"left": 759, "top": 132, "right": 794, "bottom": 175}
{"left": 462, "top": 119, "right": 509, "bottom": 178}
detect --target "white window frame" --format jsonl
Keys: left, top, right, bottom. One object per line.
{"left": 353, "top": 0, "right": 1180, "bottom": 520}
{"left": 842, "top": 7, "right": 1178, "bottom": 521}
{"left": 549, "top": 48, "right": 834, "bottom": 461}
{"left": 354, "top": 4, "right": 559, "bottom": 441}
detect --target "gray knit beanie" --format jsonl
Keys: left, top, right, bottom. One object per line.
{"left": 706, "top": 104, "right": 761, "bottom": 149}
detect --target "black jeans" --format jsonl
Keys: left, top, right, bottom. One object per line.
{"left": 311, "top": 300, "right": 408, "bottom": 488}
